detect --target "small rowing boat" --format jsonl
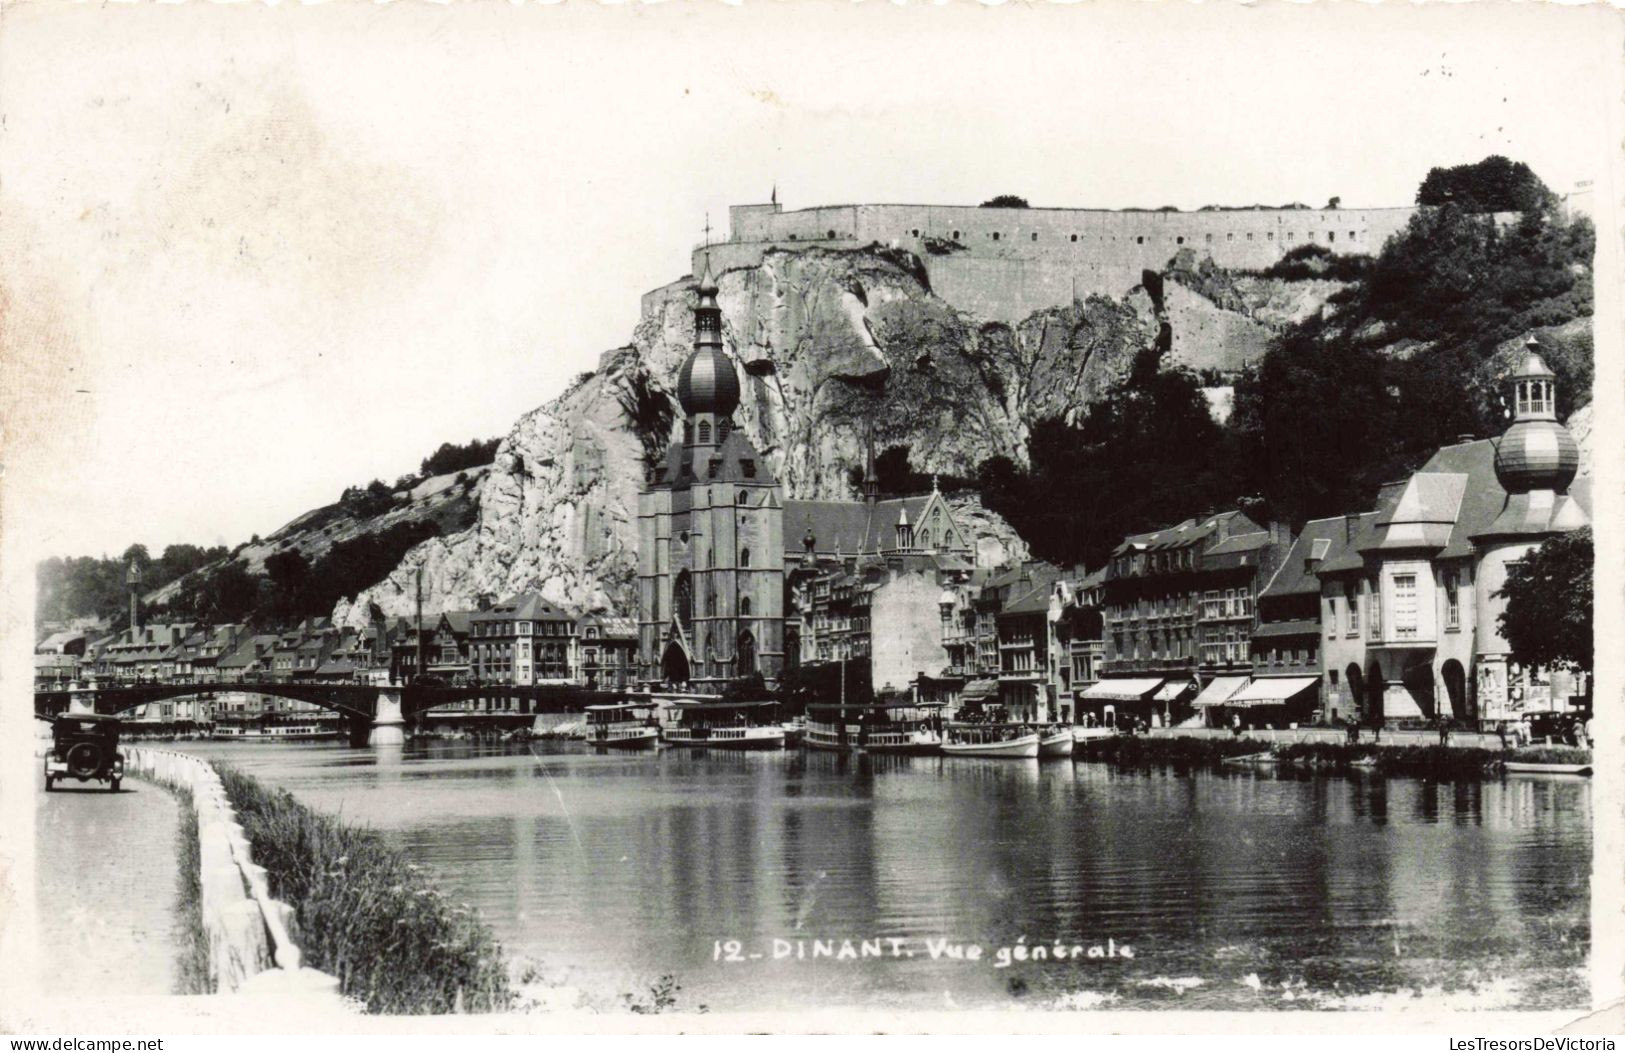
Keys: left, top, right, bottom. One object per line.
{"left": 1038, "top": 726, "right": 1075, "bottom": 758}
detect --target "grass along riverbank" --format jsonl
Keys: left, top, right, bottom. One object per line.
{"left": 1074, "top": 734, "right": 1580, "bottom": 778}
{"left": 214, "top": 765, "right": 514, "bottom": 1014}
{"left": 172, "top": 787, "right": 211, "bottom": 995}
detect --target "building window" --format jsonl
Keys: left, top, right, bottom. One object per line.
{"left": 740, "top": 597, "right": 752, "bottom": 617}
{"left": 992, "top": 232, "right": 1001, "bottom": 241}
{"left": 1344, "top": 583, "right": 1360, "bottom": 634}
{"left": 1444, "top": 570, "right": 1461, "bottom": 630}
{"left": 827, "top": 229, "right": 836, "bottom": 239}
{"left": 1393, "top": 573, "right": 1418, "bottom": 637}
{"left": 1369, "top": 578, "right": 1382, "bottom": 639}
{"left": 952, "top": 230, "right": 960, "bottom": 240}
{"left": 737, "top": 489, "right": 749, "bottom": 505}
{"left": 697, "top": 420, "right": 711, "bottom": 444}
{"left": 1136, "top": 236, "right": 1144, "bottom": 244}
{"left": 1070, "top": 234, "right": 1078, "bottom": 243}
{"left": 1176, "top": 236, "right": 1185, "bottom": 245}
{"left": 1031, "top": 232, "right": 1039, "bottom": 241}
{"left": 740, "top": 547, "right": 751, "bottom": 568}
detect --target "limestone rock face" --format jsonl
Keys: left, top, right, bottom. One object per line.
{"left": 336, "top": 246, "right": 1271, "bottom": 625}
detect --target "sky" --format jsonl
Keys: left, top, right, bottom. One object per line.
{"left": 1, "top": 1, "right": 1617, "bottom": 560}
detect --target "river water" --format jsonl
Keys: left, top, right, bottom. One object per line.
{"left": 181, "top": 740, "right": 1590, "bottom": 1012}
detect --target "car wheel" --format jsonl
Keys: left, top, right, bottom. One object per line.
{"left": 44, "top": 775, "right": 55, "bottom": 792}
{"left": 110, "top": 778, "right": 121, "bottom": 792}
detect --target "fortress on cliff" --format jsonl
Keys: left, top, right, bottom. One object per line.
{"left": 682, "top": 199, "right": 1420, "bottom": 322}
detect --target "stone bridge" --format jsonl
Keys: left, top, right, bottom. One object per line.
{"left": 35, "top": 680, "right": 626, "bottom": 745}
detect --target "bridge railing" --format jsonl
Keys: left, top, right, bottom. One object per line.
{"left": 124, "top": 747, "right": 345, "bottom": 1004}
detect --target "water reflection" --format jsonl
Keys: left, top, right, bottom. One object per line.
{"left": 182, "top": 741, "right": 1590, "bottom": 1012}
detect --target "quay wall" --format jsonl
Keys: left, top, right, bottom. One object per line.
{"left": 679, "top": 202, "right": 1421, "bottom": 322}
{"left": 124, "top": 747, "right": 345, "bottom": 1005}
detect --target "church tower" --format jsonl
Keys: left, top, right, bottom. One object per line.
{"left": 636, "top": 259, "right": 785, "bottom": 691}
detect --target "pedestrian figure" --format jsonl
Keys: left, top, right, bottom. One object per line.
{"left": 1496, "top": 722, "right": 1508, "bottom": 750}
{"left": 1230, "top": 712, "right": 1242, "bottom": 738}
{"left": 1437, "top": 716, "right": 1450, "bottom": 747}
{"left": 1345, "top": 715, "right": 1359, "bottom": 745}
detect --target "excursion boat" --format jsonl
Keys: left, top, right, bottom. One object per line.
{"left": 583, "top": 703, "right": 660, "bottom": 750}
{"left": 942, "top": 723, "right": 1040, "bottom": 759}
{"left": 1072, "top": 725, "right": 1117, "bottom": 746}
{"left": 1037, "top": 725, "right": 1075, "bottom": 758}
{"left": 804, "top": 701, "right": 945, "bottom": 755}
{"left": 661, "top": 700, "right": 786, "bottom": 750}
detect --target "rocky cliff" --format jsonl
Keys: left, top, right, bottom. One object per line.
{"left": 334, "top": 245, "right": 1330, "bottom": 626}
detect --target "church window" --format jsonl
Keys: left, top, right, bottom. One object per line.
{"left": 698, "top": 420, "right": 711, "bottom": 444}
{"left": 740, "top": 547, "right": 752, "bottom": 568}
{"left": 741, "top": 597, "right": 752, "bottom": 617}
{"left": 737, "top": 489, "right": 748, "bottom": 505}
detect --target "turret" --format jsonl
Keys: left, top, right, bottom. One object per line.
{"left": 126, "top": 560, "right": 142, "bottom": 631}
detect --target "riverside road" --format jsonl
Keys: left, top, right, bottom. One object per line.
{"left": 34, "top": 776, "right": 183, "bottom": 995}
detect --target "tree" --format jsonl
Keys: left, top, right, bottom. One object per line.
{"left": 1326, "top": 196, "right": 1341, "bottom": 210}
{"left": 1416, "top": 155, "right": 1558, "bottom": 214}
{"left": 1495, "top": 528, "right": 1592, "bottom": 678}
{"left": 979, "top": 195, "right": 1030, "bottom": 209}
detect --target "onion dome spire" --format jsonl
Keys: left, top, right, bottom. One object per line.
{"left": 676, "top": 252, "right": 740, "bottom": 420}
{"left": 1494, "top": 339, "right": 1578, "bottom": 494}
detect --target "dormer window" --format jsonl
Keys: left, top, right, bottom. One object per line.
{"left": 742, "top": 459, "right": 756, "bottom": 478}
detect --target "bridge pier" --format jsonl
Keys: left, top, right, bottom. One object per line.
{"left": 67, "top": 682, "right": 97, "bottom": 715}
{"left": 369, "top": 688, "right": 406, "bottom": 746}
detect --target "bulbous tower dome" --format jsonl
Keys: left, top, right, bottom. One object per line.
{"left": 1494, "top": 343, "right": 1579, "bottom": 494}
{"left": 676, "top": 258, "right": 741, "bottom": 418}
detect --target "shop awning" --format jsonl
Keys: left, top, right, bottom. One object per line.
{"left": 1079, "top": 678, "right": 1164, "bottom": 702}
{"left": 1227, "top": 676, "right": 1319, "bottom": 707}
{"left": 1155, "top": 680, "right": 1195, "bottom": 702}
{"left": 961, "top": 679, "right": 1000, "bottom": 703}
{"left": 1191, "top": 675, "right": 1250, "bottom": 707}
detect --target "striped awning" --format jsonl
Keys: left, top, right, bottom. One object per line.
{"left": 1154, "top": 679, "right": 1195, "bottom": 702}
{"left": 961, "top": 679, "right": 1000, "bottom": 703}
{"left": 1191, "top": 675, "right": 1250, "bottom": 707}
{"left": 1227, "top": 676, "right": 1319, "bottom": 707}
{"left": 1079, "top": 678, "right": 1164, "bottom": 702}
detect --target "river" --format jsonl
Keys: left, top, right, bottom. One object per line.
{"left": 180, "top": 740, "right": 1590, "bottom": 1012}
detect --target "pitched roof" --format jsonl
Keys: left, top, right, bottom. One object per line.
{"left": 471, "top": 592, "right": 572, "bottom": 622}
{"left": 1260, "top": 516, "right": 1351, "bottom": 598}
{"left": 784, "top": 496, "right": 937, "bottom": 557}
{"left": 1000, "top": 578, "right": 1057, "bottom": 617}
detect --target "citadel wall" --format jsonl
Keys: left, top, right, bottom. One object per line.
{"left": 681, "top": 201, "right": 1420, "bottom": 323}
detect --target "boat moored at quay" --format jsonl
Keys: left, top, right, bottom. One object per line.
{"left": 583, "top": 702, "right": 660, "bottom": 749}
{"left": 661, "top": 700, "right": 787, "bottom": 750}
{"left": 803, "top": 701, "right": 946, "bottom": 755}
{"left": 942, "top": 723, "right": 1040, "bottom": 758}
{"left": 1037, "top": 725, "right": 1076, "bottom": 758}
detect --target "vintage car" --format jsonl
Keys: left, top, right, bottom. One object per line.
{"left": 43, "top": 713, "right": 125, "bottom": 792}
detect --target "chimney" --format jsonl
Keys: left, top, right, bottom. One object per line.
{"left": 476, "top": 593, "right": 494, "bottom": 612}
{"left": 1344, "top": 514, "right": 1358, "bottom": 545}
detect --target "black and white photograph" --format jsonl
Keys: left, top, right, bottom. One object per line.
{"left": 0, "top": 0, "right": 1620, "bottom": 1037}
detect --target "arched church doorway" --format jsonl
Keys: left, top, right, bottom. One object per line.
{"left": 737, "top": 630, "right": 757, "bottom": 676}
{"left": 662, "top": 641, "right": 690, "bottom": 687}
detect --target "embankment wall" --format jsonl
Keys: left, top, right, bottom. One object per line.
{"left": 124, "top": 747, "right": 345, "bottom": 1005}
